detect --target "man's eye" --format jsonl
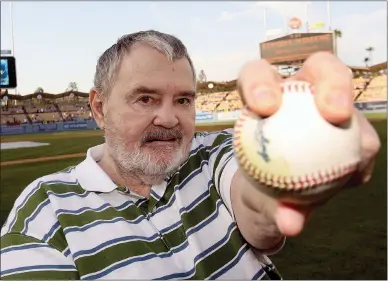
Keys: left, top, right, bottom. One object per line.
{"left": 138, "top": 96, "right": 153, "bottom": 104}
{"left": 177, "top": 98, "right": 191, "bottom": 105}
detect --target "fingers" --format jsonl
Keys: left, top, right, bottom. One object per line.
{"left": 348, "top": 110, "right": 381, "bottom": 185}
{"left": 360, "top": 159, "right": 376, "bottom": 184}
{"left": 274, "top": 203, "right": 313, "bottom": 237}
{"left": 292, "top": 52, "right": 354, "bottom": 124}
{"left": 356, "top": 110, "right": 381, "bottom": 167}
{"left": 237, "top": 59, "right": 283, "bottom": 117}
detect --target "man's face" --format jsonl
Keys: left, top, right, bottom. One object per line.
{"left": 101, "top": 43, "right": 196, "bottom": 178}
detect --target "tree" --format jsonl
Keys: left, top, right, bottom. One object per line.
{"left": 366, "top": 46, "right": 374, "bottom": 65}
{"left": 333, "top": 29, "right": 342, "bottom": 57}
{"left": 364, "top": 57, "right": 370, "bottom": 68}
{"left": 198, "top": 70, "right": 207, "bottom": 83}
{"left": 34, "top": 87, "right": 44, "bottom": 93}
{"left": 66, "top": 82, "right": 78, "bottom": 92}
{"left": 333, "top": 29, "right": 342, "bottom": 38}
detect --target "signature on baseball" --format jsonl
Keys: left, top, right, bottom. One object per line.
{"left": 255, "top": 121, "right": 270, "bottom": 163}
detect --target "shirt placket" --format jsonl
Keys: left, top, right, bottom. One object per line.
{"left": 117, "top": 184, "right": 172, "bottom": 251}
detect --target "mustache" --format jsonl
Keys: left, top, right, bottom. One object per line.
{"left": 141, "top": 128, "right": 183, "bottom": 143}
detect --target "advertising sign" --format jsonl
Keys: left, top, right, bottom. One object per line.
{"left": 217, "top": 110, "right": 242, "bottom": 121}
{"left": 354, "top": 101, "right": 387, "bottom": 112}
{"left": 63, "top": 121, "right": 88, "bottom": 130}
{"left": 31, "top": 123, "right": 58, "bottom": 132}
{"left": 195, "top": 111, "right": 214, "bottom": 122}
{"left": 260, "top": 33, "right": 334, "bottom": 64}
{"left": 0, "top": 56, "right": 17, "bottom": 88}
{"left": 308, "top": 22, "right": 325, "bottom": 30}
{"left": 288, "top": 17, "right": 302, "bottom": 30}
{"left": 0, "top": 59, "right": 9, "bottom": 86}
{"left": 0, "top": 125, "right": 25, "bottom": 135}
{"left": 42, "top": 123, "right": 58, "bottom": 132}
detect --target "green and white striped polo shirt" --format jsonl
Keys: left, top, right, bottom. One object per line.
{"left": 1, "top": 130, "right": 282, "bottom": 280}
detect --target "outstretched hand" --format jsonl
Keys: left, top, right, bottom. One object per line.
{"left": 237, "top": 52, "right": 381, "bottom": 237}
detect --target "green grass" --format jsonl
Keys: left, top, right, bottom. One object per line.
{"left": 196, "top": 120, "right": 235, "bottom": 127}
{"left": 272, "top": 119, "right": 387, "bottom": 279}
{"left": 364, "top": 111, "right": 387, "bottom": 120}
{"left": 0, "top": 130, "right": 101, "bottom": 141}
{"left": 1, "top": 135, "right": 103, "bottom": 162}
{"left": 0, "top": 120, "right": 386, "bottom": 279}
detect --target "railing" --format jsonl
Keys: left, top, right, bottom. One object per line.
{"left": 21, "top": 106, "right": 32, "bottom": 124}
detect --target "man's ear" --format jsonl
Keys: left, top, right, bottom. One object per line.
{"left": 89, "top": 88, "right": 106, "bottom": 130}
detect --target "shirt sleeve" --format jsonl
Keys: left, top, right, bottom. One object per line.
{"left": 195, "top": 130, "right": 286, "bottom": 254}
{"left": 1, "top": 233, "right": 79, "bottom": 280}
{"left": 197, "top": 129, "right": 239, "bottom": 218}
{"left": 1, "top": 176, "right": 79, "bottom": 280}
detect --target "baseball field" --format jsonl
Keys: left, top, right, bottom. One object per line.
{"left": 1, "top": 113, "right": 386, "bottom": 279}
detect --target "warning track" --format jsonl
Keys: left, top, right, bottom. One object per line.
{"left": 1, "top": 153, "right": 85, "bottom": 166}
{"left": 0, "top": 131, "right": 103, "bottom": 143}
{"left": 0, "top": 123, "right": 235, "bottom": 166}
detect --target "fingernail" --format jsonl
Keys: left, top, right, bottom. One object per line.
{"left": 326, "top": 92, "right": 352, "bottom": 110}
{"left": 362, "top": 174, "right": 372, "bottom": 184}
{"left": 254, "top": 88, "right": 276, "bottom": 105}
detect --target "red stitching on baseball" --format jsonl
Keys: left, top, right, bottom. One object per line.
{"left": 233, "top": 98, "right": 358, "bottom": 191}
{"left": 280, "top": 81, "right": 312, "bottom": 95}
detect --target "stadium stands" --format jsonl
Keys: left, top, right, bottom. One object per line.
{"left": 195, "top": 72, "right": 386, "bottom": 112}
{"left": 0, "top": 63, "right": 386, "bottom": 126}
{"left": 0, "top": 91, "right": 93, "bottom": 126}
{"left": 353, "top": 74, "right": 387, "bottom": 102}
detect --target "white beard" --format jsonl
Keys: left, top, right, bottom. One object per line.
{"left": 104, "top": 129, "right": 190, "bottom": 182}
{"left": 110, "top": 140, "right": 189, "bottom": 177}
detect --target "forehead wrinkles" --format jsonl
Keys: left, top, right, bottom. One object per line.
{"left": 117, "top": 59, "right": 164, "bottom": 90}
{"left": 116, "top": 56, "right": 136, "bottom": 87}
{"left": 124, "top": 75, "right": 188, "bottom": 97}
{"left": 132, "top": 59, "right": 176, "bottom": 77}
{"left": 115, "top": 54, "right": 194, "bottom": 97}
{"left": 164, "top": 83, "right": 179, "bottom": 92}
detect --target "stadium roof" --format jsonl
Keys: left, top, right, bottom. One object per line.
{"left": 261, "top": 32, "right": 330, "bottom": 43}
{"left": 349, "top": 62, "right": 387, "bottom": 73}
{"left": 0, "top": 90, "right": 89, "bottom": 101}
{"left": 1, "top": 61, "right": 385, "bottom": 99}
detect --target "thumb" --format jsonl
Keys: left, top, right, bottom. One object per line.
{"left": 237, "top": 59, "right": 282, "bottom": 117}
{"left": 274, "top": 203, "right": 312, "bottom": 237}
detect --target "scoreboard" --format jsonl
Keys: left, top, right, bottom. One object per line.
{"left": 260, "top": 33, "right": 335, "bottom": 65}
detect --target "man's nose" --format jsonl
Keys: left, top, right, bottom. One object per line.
{"left": 153, "top": 102, "right": 179, "bottom": 128}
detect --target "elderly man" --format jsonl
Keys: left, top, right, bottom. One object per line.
{"left": 1, "top": 30, "right": 380, "bottom": 279}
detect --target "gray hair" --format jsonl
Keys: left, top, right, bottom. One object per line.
{"left": 93, "top": 30, "right": 196, "bottom": 98}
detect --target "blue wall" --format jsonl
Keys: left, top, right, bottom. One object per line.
{"left": 354, "top": 100, "right": 387, "bottom": 112}
{"left": 1, "top": 101, "right": 385, "bottom": 136}
{"left": 0, "top": 120, "right": 100, "bottom": 135}
{"left": 1, "top": 112, "right": 219, "bottom": 136}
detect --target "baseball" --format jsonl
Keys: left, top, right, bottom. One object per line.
{"left": 233, "top": 81, "right": 362, "bottom": 205}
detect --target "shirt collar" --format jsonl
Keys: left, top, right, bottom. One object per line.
{"left": 75, "top": 144, "right": 118, "bottom": 193}
{"left": 75, "top": 144, "right": 168, "bottom": 196}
